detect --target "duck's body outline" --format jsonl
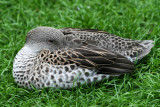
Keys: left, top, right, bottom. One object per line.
{"left": 13, "top": 27, "right": 154, "bottom": 89}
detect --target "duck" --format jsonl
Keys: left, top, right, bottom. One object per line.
{"left": 13, "top": 27, "right": 154, "bottom": 89}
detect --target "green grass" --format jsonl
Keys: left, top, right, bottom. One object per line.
{"left": 0, "top": 0, "right": 160, "bottom": 106}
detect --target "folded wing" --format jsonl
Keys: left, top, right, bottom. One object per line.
{"left": 38, "top": 45, "right": 135, "bottom": 75}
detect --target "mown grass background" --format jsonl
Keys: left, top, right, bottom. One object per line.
{"left": 0, "top": 0, "right": 160, "bottom": 106}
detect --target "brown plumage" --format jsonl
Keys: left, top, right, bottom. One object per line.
{"left": 60, "top": 28, "right": 154, "bottom": 62}
{"left": 38, "top": 45, "right": 135, "bottom": 75}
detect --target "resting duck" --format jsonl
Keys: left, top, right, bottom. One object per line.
{"left": 13, "top": 27, "right": 154, "bottom": 89}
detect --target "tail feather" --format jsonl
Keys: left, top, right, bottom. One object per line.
{"left": 133, "top": 40, "right": 154, "bottom": 62}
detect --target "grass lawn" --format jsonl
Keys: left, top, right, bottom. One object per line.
{"left": 0, "top": 0, "right": 160, "bottom": 106}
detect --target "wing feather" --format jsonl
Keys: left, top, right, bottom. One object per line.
{"left": 38, "top": 46, "right": 135, "bottom": 75}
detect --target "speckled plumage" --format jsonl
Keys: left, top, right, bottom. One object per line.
{"left": 13, "top": 27, "right": 154, "bottom": 89}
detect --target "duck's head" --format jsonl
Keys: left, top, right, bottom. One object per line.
{"left": 25, "top": 27, "right": 66, "bottom": 53}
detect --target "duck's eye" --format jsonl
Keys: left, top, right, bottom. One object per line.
{"left": 48, "top": 40, "right": 54, "bottom": 43}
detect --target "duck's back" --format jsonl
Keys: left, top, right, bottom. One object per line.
{"left": 60, "top": 28, "right": 154, "bottom": 62}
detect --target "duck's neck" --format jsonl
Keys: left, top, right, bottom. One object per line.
{"left": 13, "top": 45, "right": 38, "bottom": 72}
